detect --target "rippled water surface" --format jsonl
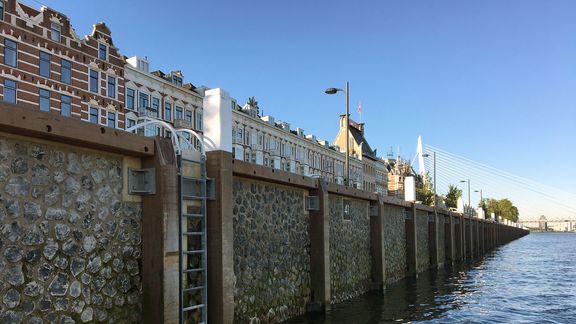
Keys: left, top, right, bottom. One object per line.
{"left": 287, "top": 233, "right": 576, "bottom": 323}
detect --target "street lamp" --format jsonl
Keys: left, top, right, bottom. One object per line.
{"left": 474, "top": 189, "right": 484, "bottom": 219}
{"left": 325, "top": 81, "right": 349, "bottom": 186}
{"left": 460, "top": 179, "right": 470, "bottom": 216}
{"left": 422, "top": 152, "right": 436, "bottom": 206}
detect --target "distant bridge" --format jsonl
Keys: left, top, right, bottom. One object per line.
{"left": 418, "top": 142, "right": 576, "bottom": 221}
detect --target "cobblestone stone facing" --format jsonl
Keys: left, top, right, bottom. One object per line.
{"left": 232, "top": 178, "right": 310, "bottom": 324}
{"left": 416, "top": 210, "right": 430, "bottom": 274}
{"left": 437, "top": 214, "right": 445, "bottom": 265}
{"left": 329, "top": 195, "right": 371, "bottom": 304}
{"left": 384, "top": 205, "right": 407, "bottom": 284}
{"left": 0, "top": 136, "right": 142, "bottom": 323}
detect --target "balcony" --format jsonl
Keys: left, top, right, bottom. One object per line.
{"left": 138, "top": 107, "right": 158, "bottom": 119}
{"left": 174, "top": 118, "right": 193, "bottom": 129}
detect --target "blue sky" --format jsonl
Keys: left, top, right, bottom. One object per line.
{"left": 36, "top": 0, "right": 576, "bottom": 194}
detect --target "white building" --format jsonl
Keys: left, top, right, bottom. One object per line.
{"left": 204, "top": 92, "right": 387, "bottom": 189}
{"left": 124, "top": 56, "right": 203, "bottom": 146}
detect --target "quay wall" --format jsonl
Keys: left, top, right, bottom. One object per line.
{"left": 328, "top": 195, "right": 371, "bottom": 304}
{"left": 0, "top": 103, "right": 530, "bottom": 324}
{"left": 0, "top": 106, "right": 150, "bottom": 323}
{"left": 383, "top": 204, "right": 407, "bottom": 284}
{"left": 232, "top": 178, "right": 311, "bottom": 323}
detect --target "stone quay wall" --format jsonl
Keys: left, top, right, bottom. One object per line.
{"left": 328, "top": 196, "right": 371, "bottom": 304}
{"left": 0, "top": 134, "right": 142, "bottom": 323}
{"left": 383, "top": 204, "right": 407, "bottom": 285}
{"left": 232, "top": 178, "right": 311, "bottom": 323}
{"left": 416, "top": 210, "right": 430, "bottom": 274}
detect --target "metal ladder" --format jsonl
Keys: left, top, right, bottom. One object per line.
{"left": 179, "top": 153, "right": 208, "bottom": 324}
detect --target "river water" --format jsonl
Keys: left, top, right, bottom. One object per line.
{"left": 287, "top": 233, "right": 576, "bottom": 323}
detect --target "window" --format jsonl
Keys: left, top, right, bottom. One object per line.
{"left": 61, "top": 59, "right": 71, "bottom": 84}
{"left": 195, "top": 111, "right": 202, "bottom": 130}
{"left": 152, "top": 97, "right": 160, "bottom": 111}
{"left": 164, "top": 102, "right": 172, "bottom": 121}
{"left": 176, "top": 106, "right": 183, "bottom": 120}
{"left": 99, "top": 43, "right": 107, "bottom": 60}
{"left": 0, "top": 1, "right": 4, "bottom": 20}
{"left": 126, "top": 118, "right": 136, "bottom": 132}
{"left": 61, "top": 94, "right": 71, "bottom": 117}
{"left": 3, "top": 79, "right": 16, "bottom": 103}
{"left": 172, "top": 76, "right": 182, "bottom": 87}
{"left": 51, "top": 23, "right": 61, "bottom": 42}
{"left": 4, "top": 39, "right": 17, "bottom": 67}
{"left": 39, "top": 52, "right": 51, "bottom": 77}
{"left": 107, "top": 111, "right": 116, "bottom": 128}
{"left": 126, "top": 88, "right": 135, "bottom": 110}
{"left": 185, "top": 110, "right": 192, "bottom": 123}
{"left": 39, "top": 89, "right": 50, "bottom": 112}
{"left": 107, "top": 76, "right": 116, "bottom": 98}
{"left": 89, "top": 69, "right": 98, "bottom": 93}
{"left": 89, "top": 107, "right": 99, "bottom": 123}
{"left": 138, "top": 92, "right": 149, "bottom": 109}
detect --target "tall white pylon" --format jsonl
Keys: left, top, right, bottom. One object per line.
{"left": 417, "top": 135, "right": 426, "bottom": 176}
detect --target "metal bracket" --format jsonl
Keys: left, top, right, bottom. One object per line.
{"left": 306, "top": 196, "right": 320, "bottom": 211}
{"left": 206, "top": 178, "right": 215, "bottom": 201}
{"left": 369, "top": 205, "right": 379, "bottom": 217}
{"left": 128, "top": 168, "right": 156, "bottom": 195}
{"left": 404, "top": 210, "right": 413, "bottom": 220}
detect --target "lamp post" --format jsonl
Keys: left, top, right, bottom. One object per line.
{"left": 460, "top": 179, "right": 470, "bottom": 216}
{"left": 474, "top": 189, "right": 484, "bottom": 219}
{"left": 422, "top": 152, "right": 436, "bottom": 206}
{"left": 325, "top": 81, "right": 349, "bottom": 186}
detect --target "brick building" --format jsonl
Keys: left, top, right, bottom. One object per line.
{"left": 0, "top": 0, "right": 126, "bottom": 128}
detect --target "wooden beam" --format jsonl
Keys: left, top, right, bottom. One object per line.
{"left": 0, "top": 102, "right": 154, "bottom": 157}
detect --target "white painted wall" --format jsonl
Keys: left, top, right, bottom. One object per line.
{"left": 204, "top": 88, "right": 232, "bottom": 152}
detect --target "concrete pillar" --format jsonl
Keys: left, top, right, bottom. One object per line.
{"left": 370, "top": 196, "right": 386, "bottom": 290}
{"left": 206, "top": 151, "right": 235, "bottom": 324}
{"left": 142, "top": 138, "right": 179, "bottom": 324}
{"left": 428, "top": 210, "right": 439, "bottom": 268}
{"left": 466, "top": 217, "right": 473, "bottom": 259}
{"left": 454, "top": 215, "right": 463, "bottom": 262}
{"left": 405, "top": 203, "right": 418, "bottom": 277}
{"left": 444, "top": 213, "right": 454, "bottom": 265}
{"left": 309, "top": 179, "right": 331, "bottom": 311}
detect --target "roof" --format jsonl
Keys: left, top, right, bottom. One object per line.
{"left": 349, "top": 125, "right": 377, "bottom": 160}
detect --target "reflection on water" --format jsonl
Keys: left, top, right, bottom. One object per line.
{"left": 286, "top": 233, "right": 576, "bottom": 323}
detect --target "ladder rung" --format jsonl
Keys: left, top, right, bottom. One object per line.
{"left": 183, "top": 213, "right": 204, "bottom": 218}
{"left": 184, "top": 250, "right": 205, "bottom": 254}
{"left": 182, "top": 176, "right": 206, "bottom": 182}
{"left": 183, "top": 286, "right": 205, "bottom": 292}
{"left": 184, "top": 268, "right": 204, "bottom": 273}
{"left": 182, "top": 304, "right": 205, "bottom": 312}
{"left": 184, "top": 232, "right": 204, "bottom": 236}
{"left": 183, "top": 195, "right": 206, "bottom": 200}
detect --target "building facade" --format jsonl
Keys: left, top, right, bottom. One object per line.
{"left": 0, "top": 0, "right": 126, "bottom": 128}
{"left": 124, "top": 56, "right": 203, "bottom": 143}
{"left": 204, "top": 94, "right": 370, "bottom": 189}
{"left": 333, "top": 116, "right": 388, "bottom": 195}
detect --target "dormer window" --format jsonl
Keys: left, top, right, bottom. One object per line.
{"left": 51, "top": 23, "right": 61, "bottom": 42}
{"left": 172, "top": 76, "right": 182, "bottom": 87}
{"left": 99, "top": 43, "right": 107, "bottom": 60}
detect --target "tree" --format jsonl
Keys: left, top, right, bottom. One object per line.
{"left": 445, "top": 184, "right": 462, "bottom": 209}
{"left": 416, "top": 173, "right": 434, "bottom": 206}
{"left": 484, "top": 198, "right": 519, "bottom": 222}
